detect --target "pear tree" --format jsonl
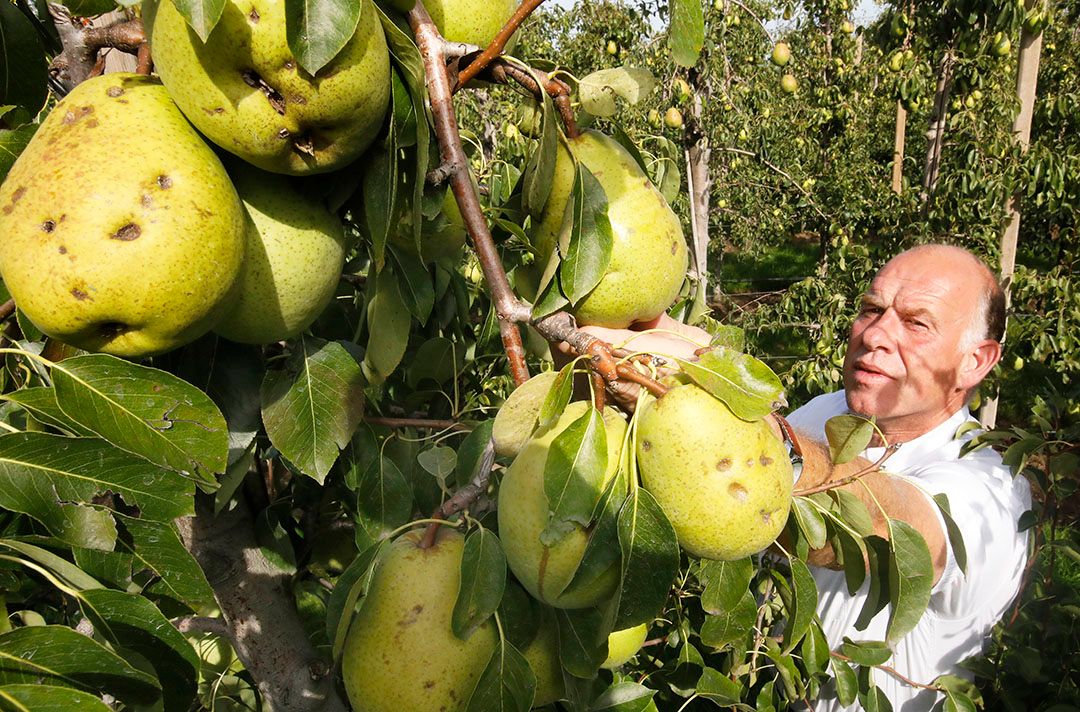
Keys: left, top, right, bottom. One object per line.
{"left": 0, "top": 0, "right": 1034, "bottom": 711}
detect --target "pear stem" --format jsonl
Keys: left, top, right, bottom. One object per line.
{"left": 419, "top": 436, "right": 497, "bottom": 549}
{"left": 456, "top": 0, "right": 547, "bottom": 87}
{"left": 410, "top": 0, "right": 532, "bottom": 385}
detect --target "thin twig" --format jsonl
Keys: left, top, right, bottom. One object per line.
{"left": 457, "top": 0, "right": 546, "bottom": 87}
{"left": 364, "top": 416, "right": 469, "bottom": 432}
{"left": 483, "top": 60, "right": 578, "bottom": 138}
{"left": 830, "top": 652, "right": 944, "bottom": 692}
{"left": 0, "top": 300, "right": 15, "bottom": 322}
{"left": 420, "top": 437, "right": 496, "bottom": 549}
{"left": 793, "top": 444, "right": 900, "bottom": 496}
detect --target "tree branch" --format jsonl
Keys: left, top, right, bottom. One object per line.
{"left": 47, "top": 5, "right": 147, "bottom": 94}
{"left": 0, "top": 300, "right": 15, "bottom": 322}
{"left": 176, "top": 498, "right": 348, "bottom": 712}
{"left": 420, "top": 437, "right": 497, "bottom": 548}
{"left": 481, "top": 59, "right": 579, "bottom": 138}
{"left": 409, "top": 0, "right": 532, "bottom": 385}
{"left": 172, "top": 615, "right": 230, "bottom": 637}
{"left": 363, "top": 416, "right": 469, "bottom": 431}
{"left": 456, "top": 0, "right": 546, "bottom": 87}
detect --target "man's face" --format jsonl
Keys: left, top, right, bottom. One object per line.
{"left": 842, "top": 249, "right": 987, "bottom": 442}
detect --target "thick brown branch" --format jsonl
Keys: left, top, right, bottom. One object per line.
{"left": 409, "top": 1, "right": 532, "bottom": 385}
{"left": 48, "top": 6, "right": 147, "bottom": 93}
{"left": 457, "top": 0, "right": 546, "bottom": 87}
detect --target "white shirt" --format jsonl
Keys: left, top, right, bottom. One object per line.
{"left": 786, "top": 391, "right": 1032, "bottom": 711}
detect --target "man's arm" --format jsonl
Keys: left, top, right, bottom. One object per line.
{"left": 793, "top": 433, "right": 949, "bottom": 583}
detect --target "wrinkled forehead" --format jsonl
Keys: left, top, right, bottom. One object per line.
{"left": 865, "top": 252, "right": 981, "bottom": 316}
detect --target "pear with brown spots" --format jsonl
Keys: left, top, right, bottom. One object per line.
{"left": 0, "top": 73, "right": 245, "bottom": 358}
{"left": 636, "top": 385, "right": 793, "bottom": 561}
{"left": 341, "top": 528, "right": 496, "bottom": 712}
{"left": 143, "top": 0, "right": 390, "bottom": 175}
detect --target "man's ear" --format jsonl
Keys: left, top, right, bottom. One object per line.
{"left": 959, "top": 339, "right": 1002, "bottom": 390}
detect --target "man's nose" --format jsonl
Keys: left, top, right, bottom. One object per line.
{"left": 859, "top": 311, "right": 898, "bottom": 351}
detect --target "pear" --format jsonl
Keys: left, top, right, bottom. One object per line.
{"left": 521, "top": 611, "right": 564, "bottom": 707}
{"left": 0, "top": 73, "right": 245, "bottom": 358}
{"left": 213, "top": 162, "right": 347, "bottom": 344}
{"left": 498, "top": 401, "right": 626, "bottom": 609}
{"left": 601, "top": 623, "right": 648, "bottom": 669}
{"left": 424, "top": 0, "right": 519, "bottom": 49}
{"left": 532, "top": 130, "right": 687, "bottom": 328}
{"left": 492, "top": 370, "right": 560, "bottom": 458}
{"left": 391, "top": 185, "right": 467, "bottom": 263}
{"left": 636, "top": 385, "right": 792, "bottom": 561}
{"left": 341, "top": 527, "right": 496, "bottom": 712}
{"left": 144, "top": 0, "right": 390, "bottom": 175}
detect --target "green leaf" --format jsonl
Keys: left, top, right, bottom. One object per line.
{"left": 932, "top": 493, "right": 967, "bottom": 575}
{"left": 560, "top": 472, "right": 622, "bottom": 602}
{"left": 541, "top": 407, "right": 608, "bottom": 545}
{"left": 560, "top": 165, "right": 614, "bottom": 306}
{"left": 677, "top": 348, "right": 785, "bottom": 421}
{"left": 700, "top": 558, "right": 753, "bottom": 614}
{"left": 51, "top": 355, "right": 228, "bottom": 489}
{"left": 885, "top": 519, "right": 933, "bottom": 645}
{"left": 58, "top": 0, "right": 118, "bottom": 16}
{"left": 614, "top": 488, "right": 679, "bottom": 629}
{"left": 117, "top": 516, "right": 216, "bottom": 612}
{"left": 365, "top": 147, "right": 399, "bottom": 271}
{"left": 407, "top": 337, "right": 463, "bottom": 390}
{"left": 834, "top": 526, "right": 868, "bottom": 595}
{"left": 417, "top": 446, "right": 456, "bottom": 486}
{"left": 262, "top": 336, "right": 366, "bottom": 483}
{"left": 668, "top": 0, "right": 705, "bottom": 66}
{"left": 696, "top": 667, "right": 741, "bottom": 705}
{"left": 0, "top": 684, "right": 113, "bottom": 711}
{"left": 538, "top": 362, "right": 574, "bottom": 429}
{"left": 80, "top": 589, "right": 198, "bottom": 712}
{"left": 465, "top": 637, "right": 535, "bottom": 712}
{"left": 825, "top": 415, "right": 875, "bottom": 464}
{"left": 169, "top": 0, "right": 225, "bottom": 41}
{"left": 454, "top": 422, "right": 494, "bottom": 488}
{"left": 792, "top": 497, "right": 828, "bottom": 550}
{"left": 578, "top": 67, "right": 657, "bottom": 118}
{"left": 854, "top": 537, "right": 890, "bottom": 630}
{"left": 0, "top": 625, "right": 160, "bottom": 705}
{"left": 801, "top": 621, "right": 830, "bottom": 676}
{"left": 354, "top": 456, "right": 413, "bottom": 548}
{"left": 0, "top": 2, "right": 47, "bottom": 116}
{"left": 71, "top": 546, "right": 133, "bottom": 591}
{"left": 0, "top": 388, "right": 97, "bottom": 436}
{"left": 363, "top": 267, "right": 412, "bottom": 383}
{"left": 0, "top": 125, "right": 37, "bottom": 183}
{"left": 452, "top": 528, "right": 506, "bottom": 641}
{"left": 391, "top": 248, "right": 435, "bottom": 325}
{"left": 829, "top": 489, "right": 875, "bottom": 537}
{"left": 780, "top": 558, "right": 817, "bottom": 652}
{"left": 327, "top": 541, "right": 386, "bottom": 663}
{"left": 944, "top": 691, "right": 978, "bottom": 712}
{"left": 839, "top": 638, "right": 892, "bottom": 666}
{"left": 831, "top": 657, "right": 858, "bottom": 706}
{"left": 700, "top": 589, "right": 756, "bottom": 649}
{"left": 0, "top": 539, "right": 104, "bottom": 591}
{"left": 588, "top": 681, "right": 656, "bottom": 711}
{"left": 285, "top": 0, "right": 361, "bottom": 74}
{"left": 555, "top": 607, "right": 608, "bottom": 678}
{"left": 496, "top": 580, "right": 540, "bottom": 652}
{"left": 522, "top": 83, "right": 558, "bottom": 218}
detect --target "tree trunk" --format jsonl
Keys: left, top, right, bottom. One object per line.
{"left": 892, "top": 100, "right": 907, "bottom": 194}
{"left": 980, "top": 13, "right": 1044, "bottom": 428}
{"left": 684, "top": 67, "right": 712, "bottom": 322}
{"left": 921, "top": 51, "right": 955, "bottom": 206}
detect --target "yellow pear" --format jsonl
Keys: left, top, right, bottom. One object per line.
{"left": 424, "top": 0, "right": 518, "bottom": 49}
{"left": 600, "top": 623, "right": 648, "bottom": 669}
{"left": 213, "top": 162, "right": 347, "bottom": 344}
{"left": 531, "top": 130, "right": 687, "bottom": 328}
{"left": 0, "top": 73, "right": 245, "bottom": 357}
{"left": 341, "top": 527, "right": 496, "bottom": 712}
{"left": 521, "top": 612, "right": 564, "bottom": 707}
{"left": 636, "top": 385, "right": 792, "bottom": 561}
{"left": 498, "top": 401, "right": 626, "bottom": 608}
{"left": 144, "top": 0, "right": 390, "bottom": 175}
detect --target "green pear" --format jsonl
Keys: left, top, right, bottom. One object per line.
{"left": 521, "top": 611, "right": 564, "bottom": 707}
{"left": 144, "top": 0, "right": 390, "bottom": 175}
{"left": 342, "top": 527, "right": 496, "bottom": 712}
{"left": 424, "top": 0, "right": 518, "bottom": 49}
{"left": 0, "top": 73, "right": 245, "bottom": 358}
{"left": 391, "top": 186, "right": 467, "bottom": 263}
{"left": 636, "top": 385, "right": 793, "bottom": 561}
{"left": 531, "top": 130, "right": 687, "bottom": 328}
{"left": 498, "top": 401, "right": 627, "bottom": 608}
{"left": 492, "top": 370, "right": 560, "bottom": 458}
{"left": 600, "top": 623, "right": 648, "bottom": 669}
{"left": 770, "top": 41, "right": 791, "bottom": 67}
{"left": 212, "top": 162, "right": 347, "bottom": 344}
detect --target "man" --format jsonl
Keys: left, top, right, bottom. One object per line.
{"left": 577, "top": 244, "right": 1031, "bottom": 710}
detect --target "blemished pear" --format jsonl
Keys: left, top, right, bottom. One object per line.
{"left": 424, "top": 0, "right": 518, "bottom": 49}
{"left": 601, "top": 623, "right": 648, "bottom": 669}
{"left": 531, "top": 130, "right": 688, "bottom": 328}
{"left": 636, "top": 385, "right": 793, "bottom": 561}
{"left": 213, "top": 162, "right": 347, "bottom": 344}
{"left": 144, "top": 0, "right": 390, "bottom": 175}
{"left": 498, "top": 402, "right": 627, "bottom": 608}
{"left": 342, "top": 528, "right": 496, "bottom": 712}
{"left": 0, "top": 74, "right": 245, "bottom": 358}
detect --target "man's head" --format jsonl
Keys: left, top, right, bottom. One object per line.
{"left": 842, "top": 244, "right": 1005, "bottom": 442}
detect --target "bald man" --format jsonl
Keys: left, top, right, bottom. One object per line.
{"left": 575, "top": 245, "right": 1031, "bottom": 710}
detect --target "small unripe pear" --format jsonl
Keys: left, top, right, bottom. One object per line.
{"left": 664, "top": 107, "right": 684, "bottom": 129}
{"left": 636, "top": 385, "right": 792, "bottom": 561}
{"left": 601, "top": 624, "right": 648, "bottom": 669}
{"left": 770, "top": 41, "right": 791, "bottom": 67}
{"left": 606, "top": 40, "right": 619, "bottom": 55}
{"left": 781, "top": 74, "right": 799, "bottom": 93}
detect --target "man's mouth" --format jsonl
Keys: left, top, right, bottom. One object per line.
{"left": 852, "top": 361, "right": 892, "bottom": 381}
